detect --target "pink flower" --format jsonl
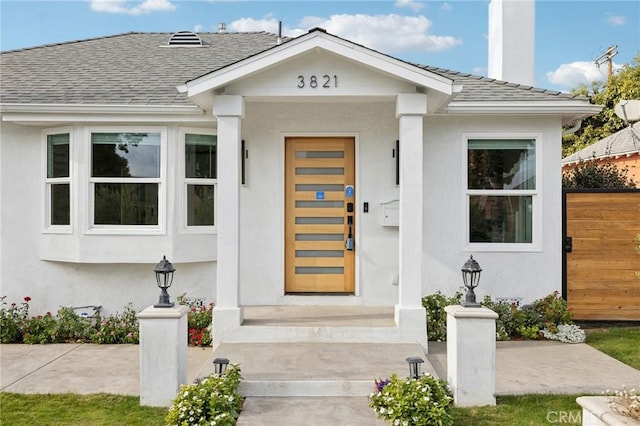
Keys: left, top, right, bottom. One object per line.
{"left": 24, "top": 296, "right": 31, "bottom": 302}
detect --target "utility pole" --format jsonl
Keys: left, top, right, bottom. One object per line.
{"left": 595, "top": 45, "right": 618, "bottom": 79}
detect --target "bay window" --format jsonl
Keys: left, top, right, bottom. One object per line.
{"left": 90, "top": 132, "right": 162, "bottom": 228}
{"left": 184, "top": 132, "right": 217, "bottom": 228}
{"left": 466, "top": 138, "right": 538, "bottom": 246}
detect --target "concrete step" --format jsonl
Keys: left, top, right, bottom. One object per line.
{"left": 220, "top": 305, "right": 423, "bottom": 346}
{"left": 198, "top": 342, "right": 436, "bottom": 397}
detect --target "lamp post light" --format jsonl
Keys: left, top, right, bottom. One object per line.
{"left": 461, "top": 255, "right": 482, "bottom": 307}
{"left": 154, "top": 255, "right": 175, "bottom": 308}
{"left": 406, "top": 357, "right": 424, "bottom": 379}
{"left": 213, "top": 357, "right": 230, "bottom": 376}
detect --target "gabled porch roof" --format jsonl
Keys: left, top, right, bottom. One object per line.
{"left": 177, "top": 28, "right": 460, "bottom": 113}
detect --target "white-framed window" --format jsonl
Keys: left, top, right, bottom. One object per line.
{"left": 43, "top": 128, "right": 72, "bottom": 232}
{"left": 87, "top": 128, "right": 166, "bottom": 234}
{"left": 182, "top": 129, "right": 217, "bottom": 231}
{"left": 464, "top": 135, "right": 541, "bottom": 251}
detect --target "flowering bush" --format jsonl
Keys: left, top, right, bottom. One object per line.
{"left": 369, "top": 374, "right": 453, "bottom": 426}
{"left": 166, "top": 364, "right": 242, "bottom": 426}
{"left": 422, "top": 291, "right": 462, "bottom": 341}
{"left": 92, "top": 304, "right": 139, "bottom": 344}
{"left": 22, "top": 312, "right": 58, "bottom": 344}
{"left": 424, "top": 290, "right": 582, "bottom": 342}
{"left": 179, "top": 294, "right": 214, "bottom": 347}
{"left": 541, "top": 324, "right": 586, "bottom": 344}
{"left": 0, "top": 296, "right": 30, "bottom": 343}
{"left": 0, "top": 296, "right": 141, "bottom": 344}
{"left": 606, "top": 386, "right": 640, "bottom": 421}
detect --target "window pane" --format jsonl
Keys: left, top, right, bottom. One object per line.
{"left": 470, "top": 195, "right": 532, "bottom": 243}
{"left": 51, "top": 184, "right": 70, "bottom": 225}
{"left": 186, "top": 134, "right": 217, "bottom": 179}
{"left": 47, "top": 134, "right": 69, "bottom": 178}
{"left": 468, "top": 140, "right": 535, "bottom": 190}
{"left": 94, "top": 183, "right": 158, "bottom": 225}
{"left": 92, "top": 133, "right": 160, "bottom": 178}
{"left": 187, "top": 184, "right": 214, "bottom": 226}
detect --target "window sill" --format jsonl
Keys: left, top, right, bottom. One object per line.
{"left": 464, "top": 243, "right": 542, "bottom": 253}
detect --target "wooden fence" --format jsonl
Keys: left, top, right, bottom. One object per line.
{"left": 563, "top": 190, "right": 640, "bottom": 321}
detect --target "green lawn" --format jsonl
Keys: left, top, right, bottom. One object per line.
{"left": 585, "top": 326, "right": 640, "bottom": 370}
{"left": 453, "top": 394, "right": 583, "bottom": 425}
{"left": 0, "top": 393, "right": 166, "bottom": 426}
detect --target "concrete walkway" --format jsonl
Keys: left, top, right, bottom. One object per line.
{"left": 2, "top": 341, "right": 640, "bottom": 425}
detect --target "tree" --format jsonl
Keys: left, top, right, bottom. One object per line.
{"left": 562, "top": 54, "right": 640, "bottom": 157}
{"left": 562, "top": 159, "right": 636, "bottom": 189}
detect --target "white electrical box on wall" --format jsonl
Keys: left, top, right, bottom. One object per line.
{"left": 381, "top": 200, "right": 399, "bottom": 227}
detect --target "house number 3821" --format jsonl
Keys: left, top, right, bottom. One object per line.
{"left": 297, "top": 75, "right": 338, "bottom": 89}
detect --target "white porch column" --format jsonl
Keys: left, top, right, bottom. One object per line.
{"left": 395, "top": 93, "right": 428, "bottom": 349}
{"left": 212, "top": 95, "right": 244, "bottom": 347}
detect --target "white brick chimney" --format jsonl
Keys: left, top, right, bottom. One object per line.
{"left": 488, "top": 0, "right": 535, "bottom": 87}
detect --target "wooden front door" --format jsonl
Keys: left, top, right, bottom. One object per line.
{"left": 285, "top": 137, "right": 355, "bottom": 293}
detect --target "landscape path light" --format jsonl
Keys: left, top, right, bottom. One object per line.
{"left": 153, "top": 255, "right": 175, "bottom": 308}
{"left": 461, "top": 255, "right": 482, "bottom": 307}
{"left": 213, "top": 357, "right": 230, "bottom": 376}
{"left": 406, "top": 356, "right": 424, "bottom": 379}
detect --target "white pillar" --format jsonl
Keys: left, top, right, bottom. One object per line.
{"left": 212, "top": 95, "right": 244, "bottom": 346}
{"left": 445, "top": 305, "right": 498, "bottom": 407}
{"left": 138, "top": 305, "right": 189, "bottom": 407}
{"left": 395, "top": 93, "right": 428, "bottom": 350}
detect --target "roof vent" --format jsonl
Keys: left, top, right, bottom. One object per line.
{"left": 167, "top": 31, "right": 205, "bottom": 47}
{"left": 218, "top": 23, "right": 227, "bottom": 34}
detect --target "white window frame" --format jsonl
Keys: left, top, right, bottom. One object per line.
{"left": 42, "top": 127, "right": 73, "bottom": 234}
{"left": 462, "top": 133, "right": 543, "bottom": 252}
{"left": 85, "top": 126, "right": 167, "bottom": 235}
{"left": 180, "top": 127, "right": 217, "bottom": 234}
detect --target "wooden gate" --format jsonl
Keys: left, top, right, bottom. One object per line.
{"left": 563, "top": 190, "right": 640, "bottom": 320}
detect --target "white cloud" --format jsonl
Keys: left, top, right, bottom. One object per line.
{"left": 394, "top": 0, "right": 424, "bottom": 13}
{"left": 606, "top": 14, "right": 626, "bottom": 26}
{"left": 440, "top": 2, "right": 452, "bottom": 12}
{"left": 227, "top": 13, "right": 461, "bottom": 54}
{"left": 194, "top": 24, "right": 204, "bottom": 33}
{"left": 546, "top": 61, "right": 623, "bottom": 88}
{"left": 89, "top": 0, "right": 176, "bottom": 16}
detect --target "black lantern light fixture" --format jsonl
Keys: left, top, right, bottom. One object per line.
{"left": 461, "top": 255, "right": 482, "bottom": 307}
{"left": 213, "top": 357, "right": 230, "bottom": 376}
{"left": 154, "top": 255, "right": 175, "bottom": 308}
{"left": 406, "top": 357, "right": 424, "bottom": 379}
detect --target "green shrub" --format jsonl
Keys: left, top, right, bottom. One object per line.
{"left": 165, "top": 364, "right": 243, "bottom": 426}
{"left": 532, "top": 291, "right": 573, "bottom": 331}
{"left": 422, "top": 291, "right": 462, "bottom": 341}
{"left": 55, "top": 306, "right": 96, "bottom": 342}
{"left": 0, "top": 296, "right": 30, "bottom": 343}
{"left": 22, "top": 312, "right": 58, "bottom": 344}
{"left": 93, "top": 303, "right": 139, "bottom": 344}
{"left": 427, "top": 290, "right": 578, "bottom": 342}
{"left": 369, "top": 373, "right": 453, "bottom": 426}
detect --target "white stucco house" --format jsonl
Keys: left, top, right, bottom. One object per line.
{"left": 0, "top": 2, "right": 601, "bottom": 348}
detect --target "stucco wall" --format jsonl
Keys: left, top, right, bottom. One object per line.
{"left": 421, "top": 115, "right": 563, "bottom": 303}
{"left": 0, "top": 109, "right": 563, "bottom": 315}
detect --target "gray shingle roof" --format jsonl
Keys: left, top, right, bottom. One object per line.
{"left": 1, "top": 31, "right": 589, "bottom": 107}
{"left": 1, "top": 32, "right": 282, "bottom": 105}
{"left": 562, "top": 122, "right": 640, "bottom": 164}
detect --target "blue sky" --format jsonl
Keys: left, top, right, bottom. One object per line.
{"left": 1, "top": 0, "right": 638, "bottom": 92}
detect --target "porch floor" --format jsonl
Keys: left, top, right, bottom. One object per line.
{"left": 241, "top": 305, "right": 396, "bottom": 327}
